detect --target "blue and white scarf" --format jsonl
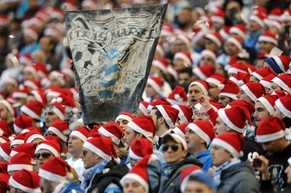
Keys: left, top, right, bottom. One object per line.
{"left": 81, "top": 160, "right": 109, "bottom": 190}
{"left": 214, "top": 158, "right": 241, "bottom": 187}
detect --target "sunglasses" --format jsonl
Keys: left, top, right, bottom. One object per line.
{"left": 35, "top": 152, "right": 52, "bottom": 159}
{"left": 162, "top": 144, "right": 179, "bottom": 152}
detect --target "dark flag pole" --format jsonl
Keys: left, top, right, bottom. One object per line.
{"left": 65, "top": 4, "right": 167, "bottom": 124}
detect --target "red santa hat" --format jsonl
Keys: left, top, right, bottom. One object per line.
{"left": 229, "top": 24, "right": 247, "bottom": 39}
{"left": 48, "top": 120, "right": 70, "bottom": 142}
{"left": 127, "top": 116, "right": 156, "bottom": 142}
{"left": 256, "top": 116, "right": 286, "bottom": 143}
{"left": 12, "top": 84, "right": 30, "bottom": 99}
{"left": 147, "top": 76, "right": 164, "bottom": 95}
{"left": 180, "top": 166, "right": 204, "bottom": 193}
{"left": 219, "top": 26, "right": 231, "bottom": 40}
{"left": 23, "top": 27, "right": 39, "bottom": 41}
{"left": 115, "top": 111, "right": 134, "bottom": 122}
{"left": 192, "top": 25, "right": 210, "bottom": 44}
{"left": 201, "top": 49, "right": 217, "bottom": 62}
{"left": 205, "top": 32, "right": 223, "bottom": 47}
{"left": 49, "top": 71, "right": 66, "bottom": 86}
{"left": 193, "top": 66, "right": 216, "bottom": 80}
{"left": 8, "top": 152, "right": 33, "bottom": 172}
{"left": 49, "top": 102, "right": 66, "bottom": 120}
{"left": 44, "top": 26, "right": 60, "bottom": 40}
{"left": 156, "top": 43, "right": 165, "bottom": 58}
{"left": 268, "top": 55, "right": 291, "bottom": 73}
{"left": 281, "top": 9, "right": 291, "bottom": 22}
{"left": 258, "top": 31, "right": 278, "bottom": 46}
{"left": 162, "top": 133, "right": 187, "bottom": 150}
{"left": 187, "top": 121, "right": 215, "bottom": 146}
{"left": 0, "top": 15, "right": 8, "bottom": 26}
{"left": 275, "top": 95, "right": 291, "bottom": 118}
{"left": 70, "top": 126, "right": 90, "bottom": 143}
{"left": 147, "top": 98, "right": 171, "bottom": 111}
{"left": 240, "top": 82, "right": 266, "bottom": 102}
{"left": 226, "top": 36, "right": 243, "bottom": 50}
{"left": 30, "top": 90, "right": 47, "bottom": 105}
{"left": 39, "top": 157, "right": 74, "bottom": 182}
{"left": 189, "top": 80, "right": 209, "bottom": 96}
{"left": 35, "top": 140, "right": 61, "bottom": 157}
{"left": 229, "top": 72, "right": 250, "bottom": 86}
{"left": 83, "top": 134, "right": 118, "bottom": 161}
{"left": 257, "top": 95, "right": 278, "bottom": 114}
{"left": 20, "top": 101, "right": 45, "bottom": 120}
{"left": 13, "top": 115, "right": 34, "bottom": 134}
{"left": 24, "top": 80, "right": 41, "bottom": 90}
{"left": 128, "top": 138, "right": 153, "bottom": 160}
{"left": 251, "top": 67, "right": 276, "bottom": 81}
{"left": 139, "top": 101, "right": 150, "bottom": 116}
{"left": 172, "top": 122, "right": 189, "bottom": 137}
{"left": 10, "top": 134, "right": 25, "bottom": 148}
{"left": 121, "top": 155, "right": 154, "bottom": 192}
{"left": 250, "top": 12, "right": 266, "bottom": 28}
{"left": 174, "top": 52, "right": 193, "bottom": 66}
{"left": 176, "top": 34, "right": 191, "bottom": 48}
{"left": 172, "top": 104, "right": 193, "bottom": 123}
{"left": 167, "top": 85, "right": 188, "bottom": 105}
{"left": 9, "top": 170, "right": 41, "bottom": 193}
{"left": 0, "top": 99, "right": 15, "bottom": 116}
{"left": 24, "top": 131, "right": 44, "bottom": 144}
{"left": 211, "top": 8, "right": 225, "bottom": 24}
{"left": 152, "top": 58, "right": 169, "bottom": 74}
{"left": 268, "top": 8, "right": 283, "bottom": 21}
{"left": 272, "top": 73, "right": 291, "bottom": 93}
{"left": 218, "top": 106, "right": 251, "bottom": 133}
{"left": 260, "top": 74, "right": 276, "bottom": 89}
{"left": 227, "top": 62, "right": 257, "bottom": 75}
{"left": 167, "top": 65, "right": 178, "bottom": 81}
{"left": 206, "top": 73, "right": 226, "bottom": 87}
{"left": 10, "top": 143, "right": 37, "bottom": 159}
{"left": 212, "top": 132, "right": 244, "bottom": 158}
{"left": 218, "top": 80, "right": 240, "bottom": 100}
{"left": 0, "top": 120, "right": 12, "bottom": 136}
{"left": 155, "top": 105, "right": 179, "bottom": 128}
{"left": 98, "top": 122, "right": 124, "bottom": 145}
{"left": 0, "top": 142, "right": 11, "bottom": 161}
{"left": 19, "top": 53, "right": 33, "bottom": 65}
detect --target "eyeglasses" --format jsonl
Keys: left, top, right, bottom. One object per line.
{"left": 162, "top": 144, "right": 179, "bottom": 152}
{"left": 35, "top": 152, "right": 52, "bottom": 159}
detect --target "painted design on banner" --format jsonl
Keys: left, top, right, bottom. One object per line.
{"left": 65, "top": 4, "right": 167, "bottom": 123}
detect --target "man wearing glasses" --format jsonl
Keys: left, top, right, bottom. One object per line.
{"left": 158, "top": 133, "right": 202, "bottom": 193}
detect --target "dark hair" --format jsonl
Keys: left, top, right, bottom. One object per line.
{"left": 152, "top": 106, "right": 169, "bottom": 128}
{"left": 178, "top": 67, "right": 193, "bottom": 76}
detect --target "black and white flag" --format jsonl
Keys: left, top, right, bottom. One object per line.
{"left": 65, "top": 4, "right": 167, "bottom": 124}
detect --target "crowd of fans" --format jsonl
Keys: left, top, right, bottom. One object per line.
{"left": 0, "top": 0, "right": 291, "bottom": 193}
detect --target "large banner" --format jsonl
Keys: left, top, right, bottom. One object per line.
{"left": 65, "top": 4, "right": 167, "bottom": 124}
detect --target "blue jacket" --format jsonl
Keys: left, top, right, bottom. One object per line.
{"left": 59, "top": 181, "right": 84, "bottom": 193}
{"left": 192, "top": 150, "right": 212, "bottom": 172}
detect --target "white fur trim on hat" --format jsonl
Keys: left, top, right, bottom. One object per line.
{"left": 139, "top": 103, "right": 149, "bottom": 116}
{"left": 127, "top": 121, "right": 153, "bottom": 137}
{"left": 206, "top": 78, "right": 221, "bottom": 87}
{"left": 20, "top": 105, "right": 40, "bottom": 120}
{"left": 218, "top": 109, "right": 243, "bottom": 133}
{"left": 13, "top": 92, "right": 28, "bottom": 99}
{"left": 147, "top": 78, "right": 162, "bottom": 94}
{"left": 10, "top": 139, "right": 24, "bottom": 148}
{"left": 98, "top": 126, "right": 120, "bottom": 145}
{"left": 26, "top": 134, "right": 45, "bottom": 143}
{"left": 288, "top": 157, "right": 291, "bottom": 165}
{"left": 39, "top": 168, "right": 66, "bottom": 182}
{"left": 251, "top": 72, "right": 263, "bottom": 81}
{"left": 152, "top": 60, "right": 167, "bottom": 74}
{"left": 174, "top": 53, "right": 191, "bottom": 65}
{"left": 275, "top": 99, "right": 291, "bottom": 118}
{"left": 51, "top": 106, "right": 65, "bottom": 120}
{"left": 156, "top": 105, "right": 175, "bottom": 128}
{"left": 229, "top": 27, "right": 246, "bottom": 39}
{"left": 272, "top": 77, "right": 291, "bottom": 93}
{"left": 201, "top": 50, "right": 216, "bottom": 61}
{"left": 9, "top": 150, "right": 18, "bottom": 158}
{"left": 190, "top": 82, "right": 208, "bottom": 96}
{"left": 70, "top": 130, "right": 87, "bottom": 142}
{"left": 272, "top": 56, "right": 285, "bottom": 72}
{"left": 193, "top": 67, "right": 207, "bottom": 80}
{"left": 259, "top": 35, "right": 278, "bottom": 46}
{"left": 115, "top": 114, "right": 132, "bottom": 122}
{"left": 260, "top": 80, "right": 271, "bottom": 89}
{"left": 121, "top": 173, "right": 149, "bottom": 192}
{"left": 48, "top": 126, "right": 67, "bottom": 142}
{"left": 8, "top": 164, "right": 33, "bottom": 172}
{"left": 241, "top": 84, "right": 257, "bottom": 102}
{"left": 128, "top": 147, "right": 143, "bottom": 160}
{"left": 218, "top": 92, "right": 237, "bottom": 100}
{"left": 205, "top": 34, "right": 221, "bottom": 47}
{"left": 211, "top": 16, "right": 224, "bottom": 24}
{"left": 0, "top": 146, "right": 10, "bottom": 161}
{"left": 212, "top": 138, "right": 241, "bottom": 158}
{"left": 49, "top": 71, "right": 65, "bottom": 86}
{"left": 0, "top": 100, "right": 14, "bottom": 115}
{"left": 257, "top": 97, "right": 274, "bottom": 114}
{"left": 256, "top": 130, "right": 285, "bottom": 143}
{"left": 35, "top": 143, "right": 60, "bottom": 157}
{"left": 250, "top": 15, "right": 264, "bottom": 27}
{"left": 187, "top": 123, "right": 211, "bottom": 146}
{"left": 23, "top": 28, "right": 38, "bottom": 40}
{"left": 83, "top": 141, "right": 111, "bottom": 160}
{"left": 9, "top": 176, "right": 41, "bottom": 193}
{"left": 172, "top": 105, "right": 188, "bottom": 123}
{"left": 227, "top": 37, "right": 242, "bottom": 50}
